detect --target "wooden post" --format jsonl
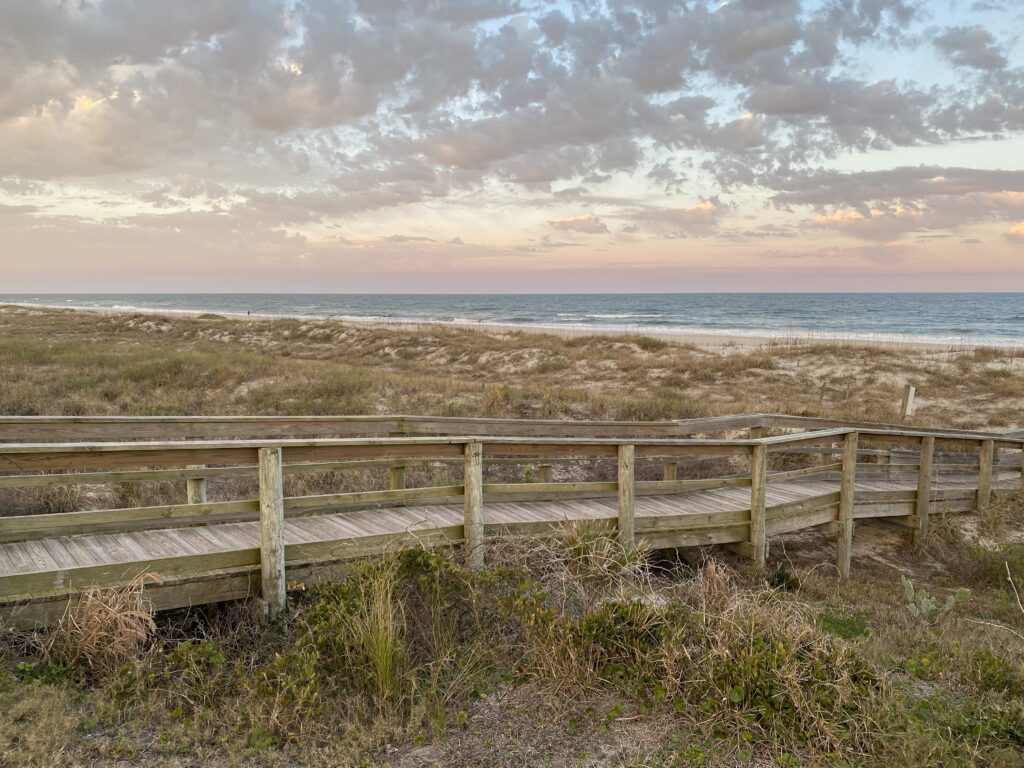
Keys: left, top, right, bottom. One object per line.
{"left": 617, "top": 445, "right": 635, "bottom": 549}
{"left": 258, "top": 447, "right": 286, "bottom": 618}
{"left": 748, "top": 426, "right": 766, "bottom": 439}
{"left": 463, "top": 442, "right": 484, "bottom": 569}
{"left": 899, "top": 384, "right": 916, "bottom": 422}
{"left": 186, "top": 465, "right": 207, "bottom": 504}
{"left": 538, "top": 463, "right": 553, "bottom": 484}
{"left": 914, "top": 436, "right": 934, "bottom": 546}
{"left": 662, "top": 461, "right": 677, "bottom": 481}
{"left": 1020, "top": 444, "right": 1024, "bottom": 491}
{"left": 387, "top": 464, "right": 406, "bottom": 491}
{"left": 749, "top": 444, "right": 767, "bottom": 567}
{"left": 977, "top": 439, "right": 994, "bottom": 509}
{"left": 837, "top": 432, "right": 858, "bottom": 579}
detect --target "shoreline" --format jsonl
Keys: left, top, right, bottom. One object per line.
{"left": 1, "top": 300, "right": 1018, "bottom": 353}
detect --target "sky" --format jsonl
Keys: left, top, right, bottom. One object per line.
{"left": 1, "top": 0, "right": 1023, "bottom": 293}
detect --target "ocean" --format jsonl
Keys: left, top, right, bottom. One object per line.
{"left": 2, "top": 293, "right": 1023, "bottom": 347}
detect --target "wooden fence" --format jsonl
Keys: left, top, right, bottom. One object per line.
{"left": 0, "top": 417, "right": 1021, "bottom": 626}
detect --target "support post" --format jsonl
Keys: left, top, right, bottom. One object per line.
{"left": 538, "top": 463, "right": 553, "bottom": 484}
{"left": 662, "top": 461, "right": 677, "bottom": 481}
{"left": 899, "top": 384, "right": 916, "bottom": 422}
{"left": 387, "top": 464, "right": 406, "bottom": 491}
{"left": 1020, "top": 444, "right": 1024, "bottom": 491}
{"left": 748, "top": 426, "right": 766, "bottom": 439}
{"left": 978, "top": 439, "right": 994, "bottom": 510}
{"left": 914, "top": 436, "right": 934, "bottom": 546}
{"left": 186, "top": 465, "right": 207, "bottom": 505}
{"left": 464, "top": 442, "right": 484, "bottom": 569}
{"left": 837, "top": 432, "right": 859, "bottom": 579}
{"left": 617, "top": 445, "right": 635, "bottom": 549}
{"left": 749, "top": 443, "right": 767, "bottom": 567}
{"left": 258, "top": 447, "right": 286, "bottom": 618}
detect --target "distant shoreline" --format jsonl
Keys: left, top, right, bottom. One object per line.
{"left": 2, "top": 300, "right": 1014, "bottom": 353}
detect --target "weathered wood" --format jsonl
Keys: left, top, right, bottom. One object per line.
{"left": 662, "top": 461, "right": 677, "bottom": 481}
{"left": 483, "top": 481, "right": 617, "bottom": 497}
{"left": 749, "top": 443, "right": 767, "bottom": 567}
{"left": 914, "top": 436, "right": 934, "bottom": 546}
{"left": 837, "top": 432, "right": 858, "bottom": 579}
{"left": 977, "top": 439, "right": 994, "bottom": 509}
{"left": 899, "top": 384, "right": 916, "bottom": 422}
{"left": 186, "top": 464, "right": 208, "bottom": 505}
{"left": 617, "top": 445, "right": 635, "bottom": 548}
{"left": 387, "top": 464, "right": 406, "bottom": 491}
{"left": 258, "top": 447, "right": 286, "bottom": 617}
{"left": 463, "top": 442, "right": 484, "bottom": 569}
{"left": 769, "top": 463, "right": 841, "bottom": 481}
{"left": 538, "top": 463, "right": 553, "bottom": 483}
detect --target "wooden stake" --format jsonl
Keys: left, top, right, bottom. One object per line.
{"left": 186, "top": 464, "right": 207, "bottom": 505}
{"left": 749, "top": 443, "right": 767, "bottom": 567}
{"left": 463, "top": 442, "right": 484, "bottom": 569}
{"left": 837, "top": 432, "right": 858, "bottom": 579}
{"left": 258, "top": 447, "right": 286, "bottom": 617}
{"left": 978, "top": 439, "right": 994, "bottom": 509}
{"left": 538, "top": 463, "right": 553, "bottom": 483}
{"left": 914, "top": 436, "right": 934, "bottom": 546}
{"left": 617, "top": 444, "right": 635, "bottom": 549}
{"left": 899, "top": 384, "right": 916, "bottom": 422}
{"left": 662, "top": 461, "right": 677, "bottom": 481}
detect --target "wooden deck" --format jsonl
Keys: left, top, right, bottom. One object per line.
{"left": 0, "top": 416, "right": 1021, "bottom": 628}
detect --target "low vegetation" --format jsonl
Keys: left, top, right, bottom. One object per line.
{"left": 1, "top": 305, "right": 1024, "bottom": 766}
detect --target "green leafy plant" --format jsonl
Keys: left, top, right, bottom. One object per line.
{"left": 900, "top": 576, "right": 970, "bottom": 625}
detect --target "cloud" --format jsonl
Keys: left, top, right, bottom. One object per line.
{"left": 0, "top": 0, "right": 1022, "bottom": 287}
{"left": 632, "top": 201, "right": 721, "bottom": 238}
{"left": 934, "top": 26, "right": 1007, "bottom": 71}
{"left": 1007, "top": 222, "right": 1024, "bottom": 245}
{"left": 548, "top": 214, "right": 609, "bottom": 234}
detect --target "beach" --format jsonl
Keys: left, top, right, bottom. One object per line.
{"left": 2, "top": 302, "right": 1022, "bottom": 431}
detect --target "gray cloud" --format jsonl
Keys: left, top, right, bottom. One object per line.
{"left": 934, "top": 25, "right": 1007, "bottom": 70}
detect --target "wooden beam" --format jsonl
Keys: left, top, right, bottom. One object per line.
{"left": 617, "top": 444, "right": 635, "bottom": 549}
{"left": 257, "top": 447, "right": 286, "bottom": 618}
{"left": 914, "top": 436, "right": 934, "bottom": 546}
{"left": 387, "top": 464, "right": 406, "bottom": 491}
{"left": 749, "top": 444, "right": 767, "bottom": 567}
{"left": 186, "top": 464, "right": 208, "bottom": 505}
{"left": 662, "top": 461, "right": 677, "bottom": 481}
{"left": 837, "top": 432, "right": 858, "bottom": 579}
{"left": 538, "top": 463, "right": 553, "bottom": 483}
{"left": 463, "top": 442, "right": 484, "bottom": 569}
{"left": 978, "top": 439, "right": 995, "bottom": 509}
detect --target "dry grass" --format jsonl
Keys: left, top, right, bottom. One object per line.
{"left": 42, "top": 572, "right": 162, "bottom": 675}
{"left": 2, "top": 304, "right": 1023, "bottom": 429}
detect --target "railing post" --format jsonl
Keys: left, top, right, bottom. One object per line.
{"left": 837, "top": 432, "right": 858, "bottom": 579}
{"left": 258, "top": 447, "right": 286, "bottom": 618}
{"left": 388, "top": 431, "right": 407, "bottom": 491}
{"left": 749, "top": 443, "right": 767, "bottom": 567}
{"left": 662, "top": 461, "right": 677, "bottom": 481}
{"left": 1020, "top": 443, "right": 1024, "bottom": 491}
{"left": 388, "top": 464, "right": 406, "bottom": 491}
{"left": 186, "top": 464, "right": 208, "bottom": 504}
{"left": 914, "top": 436, "right": 934, "bottom": 546}
{"left": 538, "top": 463, "right": 553, "bottom": 484}
{"left": 617, "top": 444, "right": 635, "bottom": 549}
{"left": 463, "top": 442, "right": 484, "bottom": 569}
{"left": 978, "top": 439, "right": 994, "bottom": 509}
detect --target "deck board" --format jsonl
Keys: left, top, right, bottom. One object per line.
{"left": 0, "top": 472, "right": 1015, "bottom": 583}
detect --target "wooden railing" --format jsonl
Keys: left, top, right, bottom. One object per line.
{"left": 0, "top": 420, "right": 1021, "bottom": 625}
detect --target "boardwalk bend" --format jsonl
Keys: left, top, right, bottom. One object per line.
{"left": 0, "top": 413, "right": 1021, "bottom": 628}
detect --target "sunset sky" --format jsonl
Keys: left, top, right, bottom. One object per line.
{"left": 2, "top": 0, "right": 1023, "bottom": 292}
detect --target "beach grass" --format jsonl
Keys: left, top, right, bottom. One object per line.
{"left": 2, "top": 304, "right": 1024, "bottom": 767}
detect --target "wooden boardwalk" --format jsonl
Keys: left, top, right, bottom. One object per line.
{"left": 0, "top": 414, "right": 1021, "bottom": 627}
